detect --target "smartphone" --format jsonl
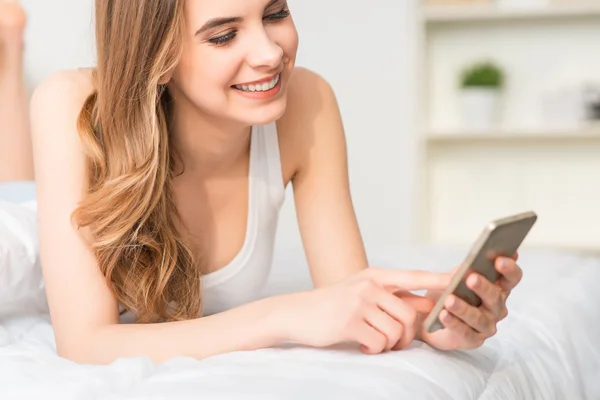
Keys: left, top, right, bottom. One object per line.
{"left": 422, "top": 210, "right": 538, "bottom": 334}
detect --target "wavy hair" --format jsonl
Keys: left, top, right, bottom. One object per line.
{"left": 73, "top": 0, "right": 201, "bottom": 323}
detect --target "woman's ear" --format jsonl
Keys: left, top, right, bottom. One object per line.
{"left": 158, "top": 71, "right": 173, "bottom": 85}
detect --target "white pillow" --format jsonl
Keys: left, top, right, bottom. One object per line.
{"left": 0, "top": 200, "right": 48, "bottom": 317}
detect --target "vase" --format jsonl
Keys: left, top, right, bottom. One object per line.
{"left": 459, "top": 87, "right": 501, "bottom": 132}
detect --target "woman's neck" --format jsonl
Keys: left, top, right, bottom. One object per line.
{"left": 170, "top": 105, "right": 252, "bottom": 179}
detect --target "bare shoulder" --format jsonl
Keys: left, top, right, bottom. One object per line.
{"left": 32, "top": 68, "right": 95, "bottom": 99}
{"left": 282, "top": 66, "right": 337, "bottom": 120}
{"left": 30, "top": 68, "right": 96, "bottom": 130}
{"left": 29, "top": 68, "right": 96, "bottom": 211}
{"left": 278, "top": 67, "right": 342, "bottom": 181}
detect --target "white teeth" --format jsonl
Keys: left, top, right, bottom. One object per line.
{"left": 235, "top": 74, "right": 279, "bottom": 93}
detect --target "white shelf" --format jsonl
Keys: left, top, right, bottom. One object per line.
{"left": 424, "top": 3, "right": 600, "bottom": 23}
{"left": 426, "top": 128, "right": 600, "bottom": 143}
{"left": 415, "top": 1, "right": 600, "bottom": 253}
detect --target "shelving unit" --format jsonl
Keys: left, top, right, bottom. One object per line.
{"left": 415, "top": 0, "right": 600, "bottom": 253}
{"left": 426, "top": 127, "right": 600, "bottom": 143}
{"left": 424, "top": 2, "right": 600, "bottom": 23}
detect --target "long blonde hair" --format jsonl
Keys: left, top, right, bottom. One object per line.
{"left": 73, "top": 0, "right": 201, "bottom": 323}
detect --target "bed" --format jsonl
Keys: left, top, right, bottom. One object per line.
{"left": 1, "top": 198, "right": 599, "bottom": 399}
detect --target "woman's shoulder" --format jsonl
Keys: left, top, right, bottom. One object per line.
{"left": 279, "top": 66, "right": 340, "bottom": 130}
{"left": 29, "top": 68, "right": 96, "bottom": 141}
{"left": 32, "top": 67, "right": 95, "bottom": 100}
{"left": 278, "top": 66, "right": 339, "bottom": 135}
{"left": 284, "top": 66, "right": 336, "bottom": 111}
{"left": 30, "top": 68, "right": 96, "bottom": 116}
{"left": 277, "top": 67, "right": 343, "bottom": 173}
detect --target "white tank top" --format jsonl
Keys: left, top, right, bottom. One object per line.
{"left": 200, "top": 122, "right": 285, "bottom": 316}
{"left": 120, "top": 121, "right": 285, "bottom": 322}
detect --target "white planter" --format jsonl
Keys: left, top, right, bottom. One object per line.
{"left": 460, "top": 88, "right": 501, "bottom": 132}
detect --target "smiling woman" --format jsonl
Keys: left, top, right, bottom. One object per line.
{"left": 5, "top": 0, "right": 523, "bottom": 366}
{"left": 167, "top": 0, "right": 298, "bottom": 128}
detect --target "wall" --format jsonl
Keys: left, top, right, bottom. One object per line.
{"left": 20, "top": 0, "right": 96, "bottom": 91}
{"left": 19, "top": 0, "right": 419, "bottom": 257}
{"left": 279, "top": 0, "right": 420, "bottom": 257}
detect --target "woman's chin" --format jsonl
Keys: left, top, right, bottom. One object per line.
{"left": 237, "top": 99, "right": 288, "bottom": 127}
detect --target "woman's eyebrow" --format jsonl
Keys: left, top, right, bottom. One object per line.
{"left": 194, "top": 0, "right": 281, "bottom": 36}
{"left": 195, "top": 17, "right": 243, "bottom": 36}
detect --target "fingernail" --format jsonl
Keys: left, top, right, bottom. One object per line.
{"left": 442, "top": 310, "right": 453, "bottom": 322}
{"left": 469, "top": 275, "right": 479, "bottom": 288}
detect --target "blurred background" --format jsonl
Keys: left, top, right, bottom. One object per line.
{"left": 14, "top": 0, "right": 600, "bottom": 256}
{"left": 414, "top": 0, "right": 600, "bottom": 256}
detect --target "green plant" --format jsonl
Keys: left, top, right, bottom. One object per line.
{"left": 460, "top": 61, "right": 504, "bottom": 89}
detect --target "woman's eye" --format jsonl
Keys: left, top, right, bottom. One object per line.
{"left": 264, "top": 8, "right": 290, "bottom": 22}
{"left": 207, "top": 6, "right": 290, "bottom": 46}
{"left": 208, "top": 31, "right": 237, "bottom": 46}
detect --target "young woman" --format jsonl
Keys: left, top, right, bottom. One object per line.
{"left": 3, "top": 0, "right": 523, "bottom": 365}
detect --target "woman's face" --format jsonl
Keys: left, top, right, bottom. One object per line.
{"left": 169, "top": 0, "right": 299, "bottom": 127}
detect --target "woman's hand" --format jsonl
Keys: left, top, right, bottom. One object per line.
{"left": 282, "top": 267, "right": 450, "bottom": 354}
{"left": 418, "top": 253, "right": 522, "bottom": 351}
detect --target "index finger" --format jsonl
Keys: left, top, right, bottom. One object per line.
{"left": 395, "top": 291, "right": 436, "bottom": 314}
{"left": 368, "top": 269, "right": 451, "bottom": 292}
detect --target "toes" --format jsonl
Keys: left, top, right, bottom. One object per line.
{"left": 0, "top": 2, "right": 27, "bottom": 33}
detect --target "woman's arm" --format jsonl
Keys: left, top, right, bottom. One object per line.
{"left": 31, "top": 69, "right": 451, "bottom": 364}
{"left": 280, "top": 68, "right": 526, "bottom": 353}
{"left": 280, "top": 68, "right": 368, "bottom": 288}
{"left": 0, "top": 1, "right": 33, "bottom": 182}
{"left": 29, "top": 70, "right": 293, "bottom": 365}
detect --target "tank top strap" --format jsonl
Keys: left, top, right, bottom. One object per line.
{"left": 252, "top": 122, "right": 285, "bottom": 207}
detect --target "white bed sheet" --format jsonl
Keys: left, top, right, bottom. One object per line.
{"left": 1, "top": 242, "right": 599, "bottom": 399}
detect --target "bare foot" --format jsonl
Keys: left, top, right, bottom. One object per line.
{"left": 0, "top": 0, "right": 33, "bottom": 182}
{"left": 0, "top": 1, "right": 27, "bottom": 51}
{"left": 0, "top": 1, "right": 27, "bottom": 30}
